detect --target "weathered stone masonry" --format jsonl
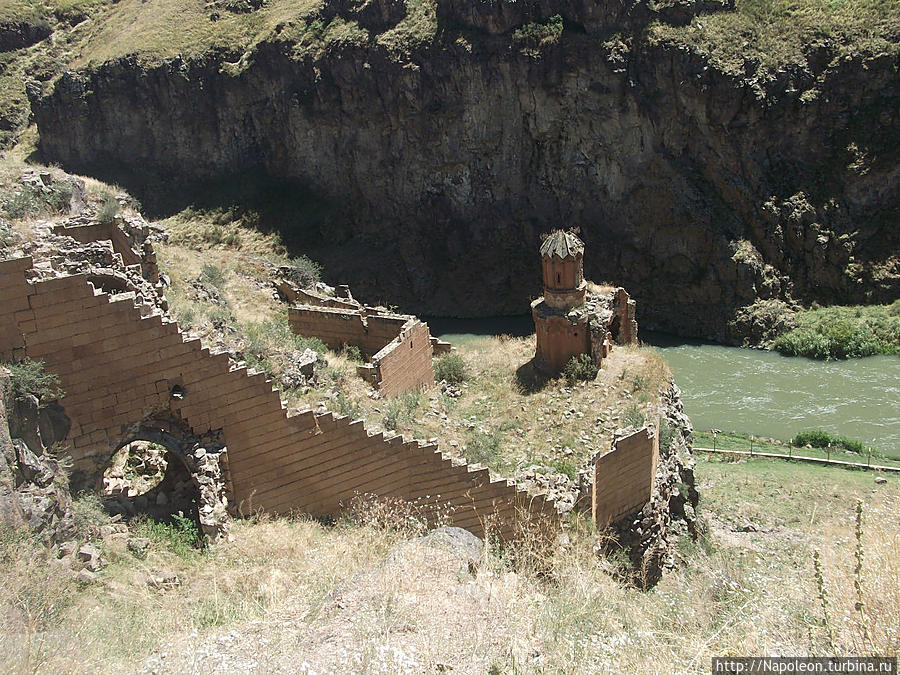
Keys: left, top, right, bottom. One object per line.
{"left": 0, "top": 256, "right": 557, "bottom": 539}
{"left": 287, "top": 292, "right": 449, "bottom": 397}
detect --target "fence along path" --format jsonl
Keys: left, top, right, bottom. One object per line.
{"left": 0, "top": 257, "right": 559, "bottom": 540}
{"left": 695, "top": 447, "right": 900, "bottom": 472}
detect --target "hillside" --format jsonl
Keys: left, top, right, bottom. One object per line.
{"left": 1, "top": 0, "right": 897, "bottom": 343}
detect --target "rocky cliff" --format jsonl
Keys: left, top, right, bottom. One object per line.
{"left": 30, "top": 0, "right": 900, "bottom": 341}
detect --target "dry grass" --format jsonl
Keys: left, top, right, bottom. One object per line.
{"left": 2, "top": 459, "right": 895, "bottom": 673}
{"left": 69, "top": 0, "right": 321, "bottom": 67}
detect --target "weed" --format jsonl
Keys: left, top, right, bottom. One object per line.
{"left": 623, "top": 404, "right": 645, "bottom": 429}
{"left": 564, "top": 353, "right": 598, "bottom": 383}
{"left": 464, "top": 428, "right": 502, "bottom": 468}
{"left": 382, "top": 390, "right": 421, "bottom": 431}
{"left": 434, "top": 352, "right": 468, "bottom": 385}
{"left": 547, "top": 458, "right": 577, "bottom": 481}
{"left": 71, "top": 491, "right": 108, "bottom": 538}
{"left": 343, "top": 492, "right": 454, "bottom": 535}
{"left": 4, "top": 358, "right": 63, "bottom": 403}
{"left": 133, "top": 513, "right": 202, "bottom": 556}
{"left": 96, "top": 191, "right": 119, "bottom": 225}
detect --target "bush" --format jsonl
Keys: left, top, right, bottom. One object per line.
{"left": 133, "top": 513, "right": 202, "bottom": 556}
{"left": 565, "top": 354, "right": 598, "bottom": 382}
{"left": 96, "top": 192, "right": 120, "bottom": 225}
{"left": 342, "top": 344, "right": 363, "bottom": 363}
{"left": 464, "top": 429, "right": 502, "bottom": 468}
{"left": 434, "top": 352, "right": 467, "bottom": 385}
{"left": 772, "top": 304, "right": 900, "bottom": 359}
{"left": 283, "top": 255, "right": 321, "bottom": 289}
{"left": 4, "top": 358, "right": 63, "bottom": 403}
{"left": 200, "top": 263, "right": 226, "bottom": 288}
{"left": 793, "top": 430, "right": 865, "bottom": 454}
{"left": 1, "top": 181, "right": 75, "bottom": 221}
{"left": 335, "top": 392, "right": 363, "bottom": 420}
{"left": 382, "top": 390, "right": 420, "bottom": 431}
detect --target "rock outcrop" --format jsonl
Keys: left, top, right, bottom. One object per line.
{"left": 29, "top": 1, "right": 899, "bottom": 342}
{"left": 0, "top": 367, "right": 76, "bottom": 544}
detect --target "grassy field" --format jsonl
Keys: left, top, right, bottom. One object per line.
{"left": 649, "top": 0, "right": 900, "bottom": 75}
{"left": 2, "top": 456, "right": 897, "bottom": 672}
{"left": 694, "top": 430, "right": 900, "bottom": 469}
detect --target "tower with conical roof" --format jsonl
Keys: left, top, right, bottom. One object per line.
{"left": 532, "top": 230, "right": 591, "bottom": 374}
{"left": 539, "top": 230, "right": 586, "bottom": 310}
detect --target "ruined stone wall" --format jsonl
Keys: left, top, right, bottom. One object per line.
{"left": 533, "top": 311, "right": 590, "bottom": 374}
{"left": 288, "top": 305, "right": 435, "bottom": 396}
{"left": 0, "top": 259, "right": 552, "bottom": 539}
{"left": 372, "top": 321, "right": 434, "bottom": 398}
{"left": 592, "top": 425, "right": 660, "bottom": 528}
{"left": 288, "top": 306, "right": 371, "bottom": 353}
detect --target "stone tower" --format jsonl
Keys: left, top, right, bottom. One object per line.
{"left": 532, "top": 231, "right": 590, "bottom": 374}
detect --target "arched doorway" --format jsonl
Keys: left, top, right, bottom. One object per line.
{"left": 100, "top": 414, "right": 231, "bottom": 544}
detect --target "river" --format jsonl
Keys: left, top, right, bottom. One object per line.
{"left": 427, "top": 318, "right": 900, "bottom": 458}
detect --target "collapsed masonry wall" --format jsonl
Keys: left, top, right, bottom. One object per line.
{"left": 592, "top": 424, "right": 660, "bottom": 528}
{"left": 288, "top": 305, "right": 436, "bottom": 396}
{"left": 0, "top": 258, "right": 556, "bottom": 539}
{"left": 369, "top": 321, "right": 435, "bottom": 398}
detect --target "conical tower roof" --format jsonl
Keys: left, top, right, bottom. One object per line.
{"left": 540, "top": 230, "right": 584, "bottom": 259}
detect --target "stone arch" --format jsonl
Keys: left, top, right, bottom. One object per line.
{"left": 100, "top": 412, "right": 231, "bottom": 543}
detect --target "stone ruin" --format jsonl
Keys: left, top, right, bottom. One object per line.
{"left": 532, "top": 230, "right": 637, "bottom": 374}
{"left": 0, "top": 191, "right": 696, "bottom": 584}
{"left": 276, "top": 273, "right": 451, "bottom": 397}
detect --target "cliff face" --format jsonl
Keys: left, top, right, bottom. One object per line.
{"left": 31, "top": 2, "right": 899, "bottom": 340}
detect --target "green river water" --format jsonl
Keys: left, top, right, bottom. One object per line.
{"left": 427, "top": 318, "right": 900, "bottom": 458}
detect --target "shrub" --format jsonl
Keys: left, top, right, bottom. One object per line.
{"left": 382, "top": 390, "right": 420, "bottom": 430}
{"left": 1, "top": 181, "right": 75, "bottom": 221}
{"left": 342, "top": 344, "right": 363, "bottom": 363}
{"left": 464, "top": 429, "right": 502, "bottom": 468}
{"left": 283, "top": 255, "right": 321, "bottom": 289}
{"left": 512, "top": 14, "right": 564, "bottom": 49}
{"left": 793, "top": 430, "right": 865, "bottom": 454}
{"left": 133, "top": 513, "right": 202, "bottom": 556}
{"left": 4, "top": 358, "right": 63, "bottom": 403}
{"left": 434, "top": 352, "right": 467, "bottom": 385}
{"left": 565, "top": 353, "right": 598, "bottom": 382}
{"left": 772, "top": 304, "right": 900, "bottom": 359}
{"left": 200, "top": 263, "right": 226, "bottom": 288}
{"left": 335, "top": 392, "right": 363, "bottom": 420}
{"left": 96, "top": 192, "right": 120, "bottom": 225}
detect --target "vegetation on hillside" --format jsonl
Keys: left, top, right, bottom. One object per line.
{"left": 649, "top": 0, "right": 900, "bottom": 76}
{"left": 772, "top": 302, "right": 900, "bottom": 359}
{"left": 2, "top": 458, "right": 897, "bottom": 671}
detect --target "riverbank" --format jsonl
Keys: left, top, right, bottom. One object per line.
{"left": 772, "top": 302, "right": 900, "bottom": 359}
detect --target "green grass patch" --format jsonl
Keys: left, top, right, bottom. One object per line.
{"left": 694, "top": 429, "right": 899, "bottom": 467}
{"left": 649, "top": 0, "right": 899, "bottom": 75}
{"left": 793, "top": 429, "right": 864, "bottom": 454}
{"left": 772, "top": 302, "right": 900, "bottom": 359}
{"left": 133, "top": 513, "right": 203, "bottom": 556}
